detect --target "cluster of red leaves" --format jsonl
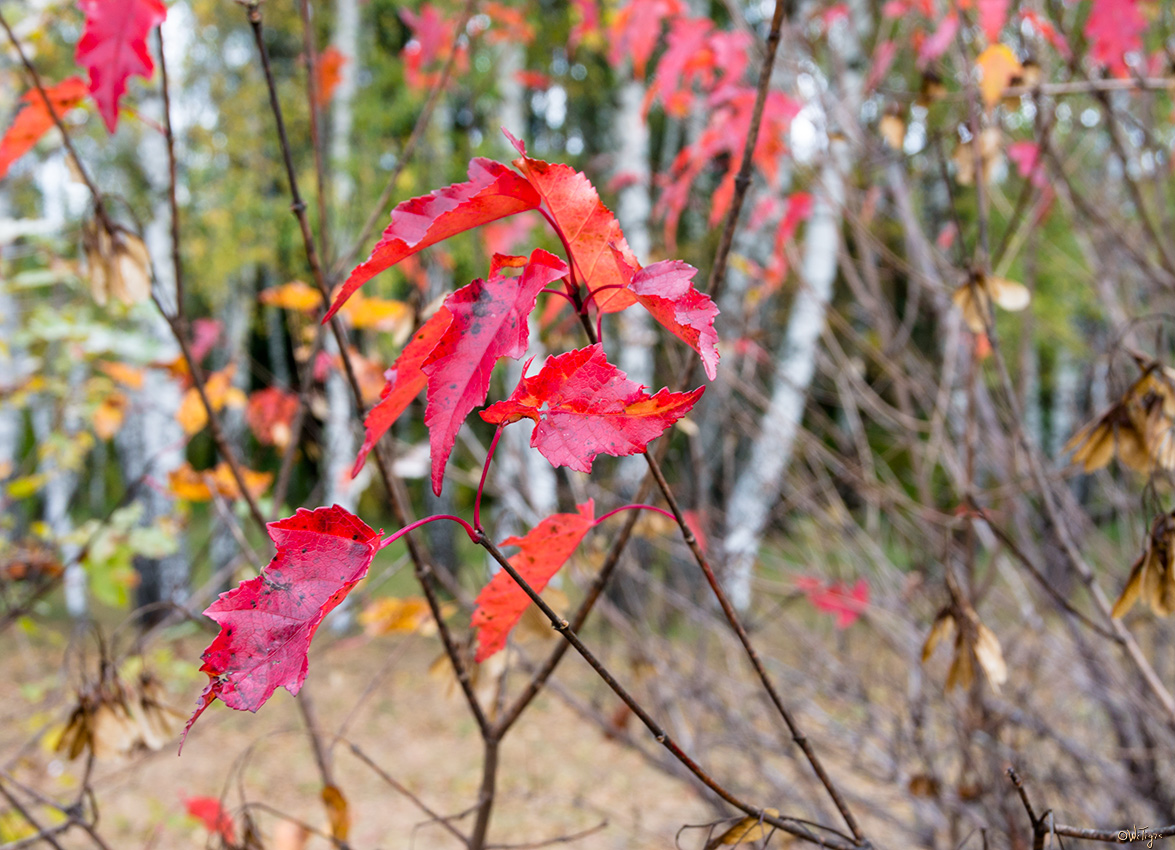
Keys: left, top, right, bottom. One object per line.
{"left": 1, "top": 0, "right": 167, "bottom": 179}
{"left": 341, "top": 132, "right": 717, "bottom": 494}
{"left": 400, "top": 3, "right": 469, "bottom": 91}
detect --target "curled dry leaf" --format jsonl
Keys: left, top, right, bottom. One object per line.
{"left": 953, "top": 127, "right": 1003, "bottom": 186}
{"left": 705, "top": 808, "right": 782, "bottom": 848}
{"left": 921, "top": 607, "right": 1007, "bottom": 692}
{"left": 951, "top": 273, "right": 1030, "bottom": 334}
{"left": 82, "top": 219, "right": 152, "bottom": 306}
{"left": 321, "top": 784, "right": 350, "bottom": 842}
{"left": 1112, "top": 511, "right": 1175, "bottom": 618}
{"left": 1065, "top": 360, "right": 1175, "bottom": 474}
{"left": 56, "top": 668, "right": 182, "bottom": 761}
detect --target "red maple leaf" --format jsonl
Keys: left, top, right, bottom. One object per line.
{"left": 471, "top": 501, "right": 596, "bottom": 661}
{"left": 977, "top": 0, "right": 1009, "bottom": 42}
{"left": 352, "top": 306, "right": 453, "bottom": 477}
{"left": 184, "top": 797, "right": 236, "bottom": 844}
{"left": 75, "top": 0, "right": 167, "bottom": 133}
{"left": 795, "top": 576, "right": 869, "bottom": 629}
{"left": 315, "top": 46, "right": 348, "bottom": 110}
{"left": 1085, "top": 0, "right": 1145, "bottom": 77}
{"left": 506, "top": 131, "right": 639, "bottom": 314}
{"left": 607, "top": 0, "right": 684, "bottom": 79}
{"left": 614, "top": 254, "right": 720, "bottom": 381}
{"left": 245, "top": 387, "right": 300, "bottom": 448}
{"left": 481, "top": 344, "right": 704, "bottom": 473}
{"left": 0, "top": 78, "right": 88, "bottom": 180}
{"left": 422, "top": 250, "right": 569, "bottom": 494}
{"left": 917, "top": 12, "right": 958, "bottom": 69}
{"left": 329, "top": 159, "right": 541, "bottom": 321}
{"left": 182, "top": 506, "right": 380, "bottom": 746}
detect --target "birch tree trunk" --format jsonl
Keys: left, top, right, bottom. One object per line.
{"left": 721, "top": 141, "right": 847, "bottom": 611}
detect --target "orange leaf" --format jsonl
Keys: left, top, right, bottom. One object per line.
{"left": 92, "top": 392, "right": 128, "bottom": 440}
{"left": 340, "top": 294, "right": 411, "bottom": 332}
{"left": 210, "top": 463, "right": 272, "bottom": 502}
{"left": 0, "top": 78, "right": 88, "bottom": 180}
{"left": 471, "top": 501, "right": 595, "bottom": 661}
{"left": 176, "top": 365, "right": 246, "bottom": 435}
{"left": 315, "top": 47, "right": 347, "bottom": 110}
{"left": 96, "top": 360, "right": 144, "bottom": 389}
{"left": 168, "top": 464, "right": 213, "bottom": 502}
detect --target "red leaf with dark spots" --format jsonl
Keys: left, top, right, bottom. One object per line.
{"left": 352, "top": 307, "right": 452, "bottom": 477}
{"left": 472, "top": 501, "right": 595, "bottom": 660}
{"left": 505, "top": 131, "right": 639, "bottom": 314}
{"left": 481, "top": 344, "right": 703, "bottom": 473}
{"left": 422, "top": 249, "right": 569, "bottom": 493}
{"left": 75, "top": 0, "right": 167, "bottom": 132}
{"left": 182, "top": 506, "right": 380, "bottom": 747}
{"left": 0, "top": 78, "right": 88, "bottom": 180}
{"left": 330, "top": 159, "right": 541, "bottom": 321}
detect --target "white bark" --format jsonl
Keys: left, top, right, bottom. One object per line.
{"left": 722, "top": 142, "right": 847, "bottom": 611}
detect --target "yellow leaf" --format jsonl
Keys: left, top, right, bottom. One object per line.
{"left": 210, "top": 462, "right": 272, "bottom": 501}
{"left": 321, "top": 785, "right": 350, "bottom": 842}
{"left": 879, "top": 112, "right": 905, "bottom": 150}
{"left": 713, "top": 809, "right": 781, "bottom": 846}
{"left": 260, "top": 280, "right": 323, "bottom": 313}
{"left": 341, "top": 294, "right": 411, "bottom": 332}
{"left": 176, "top": 365, "right": 239, "bottom": 435}
{"left": 7, "top": 474, "right": 48, "bottom": 499}
{"left": 977, "top": 44, "right": 1022, "bottom": 109}
{"left": 359, "top": 597, "right": 433, "bottom": 635}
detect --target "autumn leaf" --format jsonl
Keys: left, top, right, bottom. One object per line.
{"left": 314, "top": 46, "right": 347, "bottom": 110}
{"left": 96, "top": 360, "right": 144, "bottom": 389}
{"left": 506, "top": 131, "right": 639, "bottom": 314}
{"left": 168, "top": 462, "right": 272, "bottom": 503}
{"left": 977, "top": 0, "right": 1010, "bottom": 43}
{"left": 352, "top": 307, "right": 452, "bottom": 477}
{"left": 330, "top": 159, "right": 542, "bottom": 321}
{"left": 259, "top": 280, "right": 323, "bottom": 313}
{"left": 209, "top": 463, "right": 272, "bottom": 502}
{"left": 82, "top": 219, "right": 152, "bottom": 306}
{"left": 1113, "top": 511, "right": 1175, "bottom": 618}
{"left": 422, "top": 249, "right": 569, "bottom": 493}
{"left": 615, "top": 254, "right": 720, "bottom": 380}
{"left": 340, "top": 293, "right": 411, "bottom": 333}
{"left": 92, "top": 392, "right": 127, "bottom": 440}
{"left": 176, "top": 365, "right": 246, "bottom": 435}
{"left": 184, "top": 797, "right": 236, "bottom": 844}
{"left": 0, "top": 77, "right": 88, "bottom": 180}
{"left": 359, "top": 596, "right": 433, "bottom": 635}
{"left": 168, "top": 465, "right": 213, "bottom": 502}
{"left": 246, "top": 387, "right": 300, "bottom": 449}
{"left": 471, "top": 501, "right": 595, "bottom": 661}
{"left": 976, "top": 44, "right": 1021, "bottom": 109}
{"left": 182, "top": 506, "right": 381, "bottom": 745}
{"left": 794, "top": 576, "right": 869, "bottom": 628}
{"left": 951, "top": 273, "right": 1029, "bottom": 333}
{"left": 75, "top": 0, "right": 168, "bottom": 133}
{"left": 1085, "top": 0, "right": 1145, "bottom": 78}
{"left": 480, "top": 344, "right": 704, "bottom": 474}
{"left": 607, "top": 0, "right": 684, "bottom": 79}
{"left": 707, "top": 808, "right": 780, "bottom": 848}
{"left": 918, "top": 12, "right": 959, "bottom": 69}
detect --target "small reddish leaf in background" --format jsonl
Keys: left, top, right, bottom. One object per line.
{"left": 480, "top": 2, "right": 536, "bottom": 45}
{"left": 75, "top": 0, "right": 167, "bottom": 133}
{"left": 514, "top": 70, "right": 552, "bottom": 89}
{"left": 506, "top": 131, "right": 639, "bottom": 314}
{"left": 865, "top": 41, "right": 897, "bottom": 92}
{"left": 0, "top": 77, "right": 88, "bottom": 180}
{"left": 315, "top": 46, "right": 347, "bottom": 110}
{"left": 182, "top": 506, "right": 380, "bottom": 746}
{"left": 607, "top": 0, "right": 684, "bottom": 78}
{"left": 401, "top": 3, "right": 468, "bottom": 90}
{"left": 330, "top": 159, "right": 541, "bottom": 321}
{"left": 481, "top": 344, "right": 704, "bottom": 473}
{"left": 472, "top": 501, "right": 595, "bottom": 661}
{"left": 795, "top": 576, "right": 869, "bottom": 628}
{"left": 246, "top": 387, "right": 300, "bottom": 449}
{"left": 352, "top": 307, "right": 453, "bottom": 477}
{"left": 423, "top": 249, "right": 569, "bottom": 494}
{"left": 1085, "top": 0, "right": 1145, "bottom": 77}
{"left": 1007, "top": 141, "right": 1045, "bottom": 187}
{"left": 1020, "top": 10, "right": 1071, "bottom": 59}
{"left": 189, "top": 318, "right": 222, "bottom": 364}
{"left": 615, "top": 255, "right": 720, "bottom": 380}
{"left": 184, "top": 796, "right": 236, "bottom": 844}
{"left": 568, "top": 0, "right": 601, "bottom": 53}
{"left": 977, "top": 0, "right": 1009, "bottom": 42}
{"left": 917, "top": 12, "right": 958, "bottom": 68}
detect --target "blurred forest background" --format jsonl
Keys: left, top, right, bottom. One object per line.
{"left": 4, "top": 0, "right": 1175, "bottom": 848}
